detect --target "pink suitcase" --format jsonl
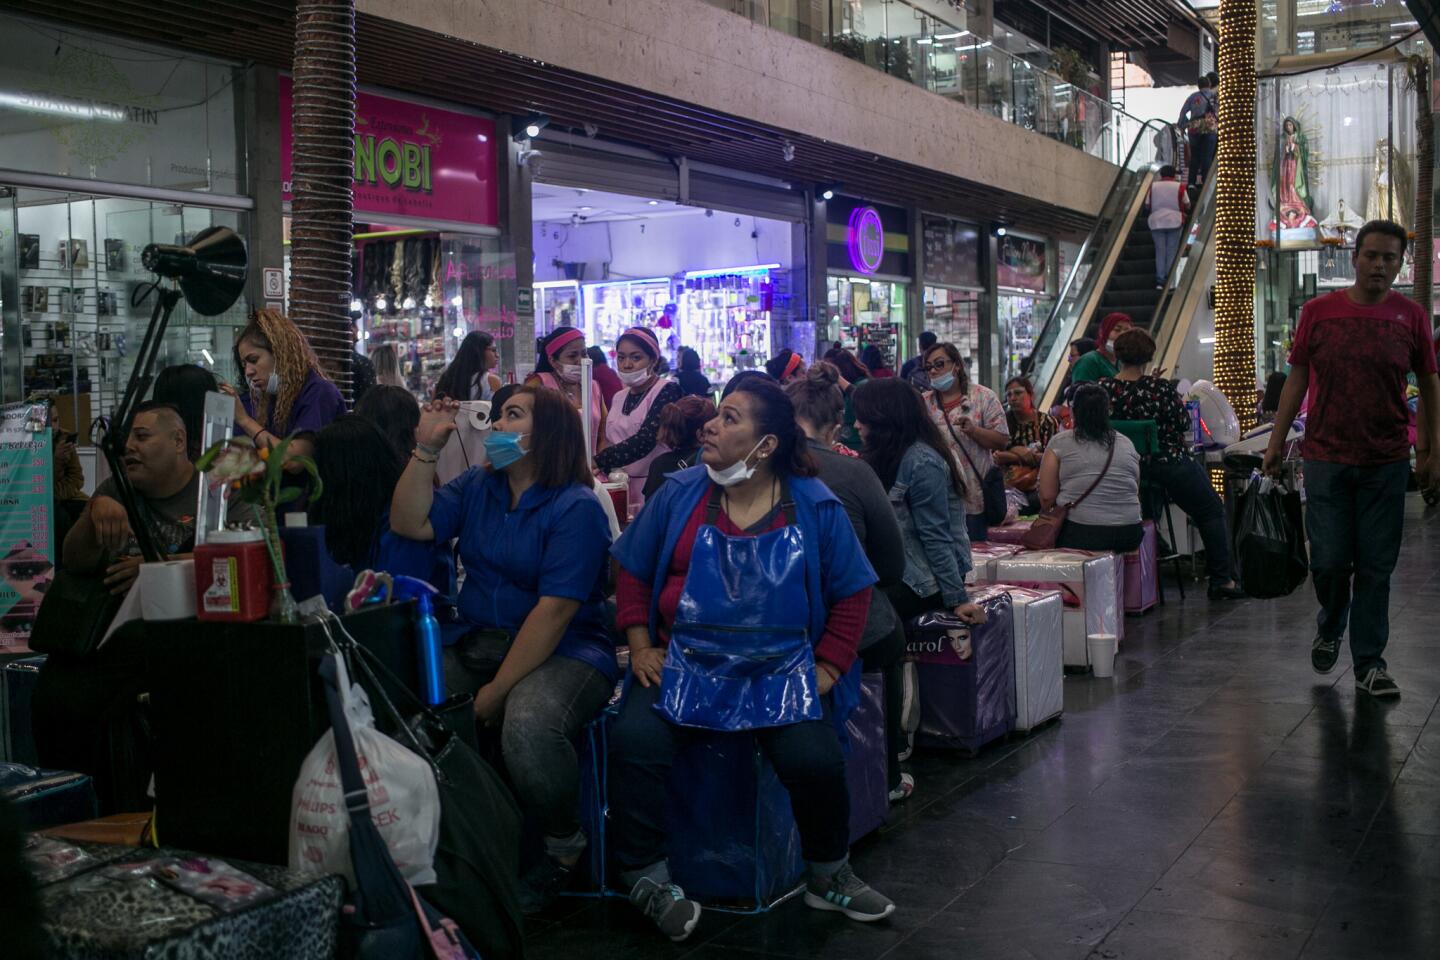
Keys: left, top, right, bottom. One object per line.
{"left": 1124, "top": 520, "right": 1160, "bottom": 614}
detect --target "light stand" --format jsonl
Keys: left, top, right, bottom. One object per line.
{"left": 98, "top": 226, "right": 247, "bottom": 562}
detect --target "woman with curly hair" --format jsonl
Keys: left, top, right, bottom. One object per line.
{"left": 220, "top": 308, "right": 346, "bottom": 462}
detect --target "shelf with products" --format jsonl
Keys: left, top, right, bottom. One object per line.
{"left": 581, "top": 277, "right": 673, "bottom": 359}
{"left": 359, "top": 308, "right": 454, "bottom": 400}
{"left": 678, "top": 265, "right": 777, "bottom": 385}
{"left": 827, "top": 275, "right": 908, "bottom": 370}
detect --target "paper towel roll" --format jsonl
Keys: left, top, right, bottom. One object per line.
{"left": 139, "top": 559, "right": 197, "bottom": 621}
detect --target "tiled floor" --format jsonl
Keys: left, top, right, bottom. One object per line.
{"left": 527, "top": 497, "right": 1440, "bottom": 959}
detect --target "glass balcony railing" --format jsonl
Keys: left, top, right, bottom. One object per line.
{"left": 704, "top": 0, "right": 1144, "bottom": 163}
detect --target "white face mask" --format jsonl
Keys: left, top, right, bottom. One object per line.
{"left": 618, "top": 366, "right": 653, "bottom": 387}
{"left": 557, "top": 363, "right": 582, "bottom": 384}
{"left": 706, "top": 437, "right": 771, "bottom": 488}
{"left": 265, "top": 372, "right": 280, "bottom": 395}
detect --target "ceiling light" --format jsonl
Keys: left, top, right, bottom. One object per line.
{"left": 993, "top": 225, "right": 1008, "bottom": 237}
{"left": 647, "top": 200, "right": 659, "bottom": 206}
{"left": 200, "top": 349, "right": 215, "bottom": 365}
{"left": 512, "top": 112, "right": 550, "bottom": 139}
{"left": 349, "top": 298, "right": 363, "bottom": 313}
{"left": 818, "top": 182, "right": 842, "bottom": 201}
{"left": 453, "top": 324, "right": 466, "bottom": 337}
{"left": 579, "top": 205, "right": 592, "bottom": 212}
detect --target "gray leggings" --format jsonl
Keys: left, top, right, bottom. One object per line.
{"left": 444, "top": 630, "right": 613, "bottom": 840}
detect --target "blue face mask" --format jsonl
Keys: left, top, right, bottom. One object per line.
{"left": 483, "top": 431, "right": 528, "bottom": 470}
{"left": 930, "top": 372, "right": 956, "bottom": 392}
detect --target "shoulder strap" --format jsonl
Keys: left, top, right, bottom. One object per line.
{"left": 1067, "top": 438, "right": 1116, "bottom": 510}
{"left": 703, "top": 479, "right": 796, "bottom": 527}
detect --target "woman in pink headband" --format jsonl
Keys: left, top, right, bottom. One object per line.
{"left": 596, "top": 326, "right": 683, "bottom": 510}
{"left": 526, "top": 325, "right": 608, "bottom": 455}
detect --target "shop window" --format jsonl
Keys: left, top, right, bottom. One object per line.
{"left": 1, "top": 187, "right": 250, "bottom": 438}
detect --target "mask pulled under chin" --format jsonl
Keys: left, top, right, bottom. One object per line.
{"left": 265, "top": 373, "right": 280, "bottom": 395}
{"left": 704, "top": 437, "right": 770, "bottom": 488}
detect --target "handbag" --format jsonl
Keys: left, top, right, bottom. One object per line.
{"left": 344, "top": 637, "right": 526, "bottom": 960}
{"left": 657, "top": 485, "right": 821, "bottom": 731}
{"left": 935, "top": 395, "right": 1008, "bottom": 525}
{"left": 28, "top": 568, "right": 125, "bottom": 658}
{"left": 1021, "top": 439, "right": 1115, "bottom": 551}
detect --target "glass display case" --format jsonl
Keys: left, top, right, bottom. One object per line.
{"left": 1253, "top": 57, "right": 1422, "bottom": 376}
{"left": 1, "top": 188, "right": 250, "bottom": 441}
{"left": 679, "top": 265, "right": 776, "bottom": 384}
{"left": 535, "top": 280, "right": 580, "bottom": 338}
{"left": 581, "top": 277, "right": 674, "bottom": 360}
{"left": 997, "top": 293, "right": 1050, "bottom": 387}
{"left": 922, "top": 286, "right": 981, "bottom": 385}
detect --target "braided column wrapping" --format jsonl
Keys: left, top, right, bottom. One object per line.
{"left": 291, "top": 0, "right": 356, "bottom": 400}
{"left": 1412, "top": 57, "right": 1433, "bottom": 319}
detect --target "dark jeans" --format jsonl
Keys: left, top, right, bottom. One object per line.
{"left": 1303, "top": 459, "right": 1410, "bottom": 673}
{"left": 1188, "top": 132, "right": 1216, "bottom": 187}
{"left": 1147, "top": 458, "right": 1235, "bottom": 587}
{"left": 966, "top": 513, "right": 989, "bottom": 544}
{"left": 1057, "top": 520, "right": 1144, "bottom": 553}
{"left": 860, "top": 615, "right": 906, "bottom": 793}
{"left": 443, "top": 630, "right": 613, "bottom": 841}
{"left": 609, "top": 680, "right": 850, "bottom": 870}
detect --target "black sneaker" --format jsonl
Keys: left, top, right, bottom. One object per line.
{"left": 1311, "top": 634, "right": 1341, "bottom": 674}
{"left": 629, "top": 876, "right": 702, "bottom": 942}
{"left": 516, "top": 854, "right": 579, "bottom": 914}
{"left": 1208, "top": 583, "right": 1246, "bottom": 601}
{"left": 803, "top": 863, "right": 896, "bottom": 922}
{"left": 1356, "top": 667, "right": 1401, "bottom": 699}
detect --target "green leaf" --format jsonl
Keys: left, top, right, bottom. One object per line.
{"left": 195, "top": 440, "right": 227, "bottom": 471}
{"left": 275, "top": 486, "right": 303, "bottom": 505}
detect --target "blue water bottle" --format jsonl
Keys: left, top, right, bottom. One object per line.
{"left": 393, "top": 576, "right": 445, "bottom": 706}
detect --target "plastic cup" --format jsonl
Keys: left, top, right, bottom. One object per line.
{"left": 1087, "top": 633, "right": 1117, "bottom": 678}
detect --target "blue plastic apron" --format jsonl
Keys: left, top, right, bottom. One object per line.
{"left": 656, "top": 485, "right": 822, "bottom": 731}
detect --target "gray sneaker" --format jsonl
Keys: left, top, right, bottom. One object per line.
{"left": 1311, "top": 634, "right": 1341, "bottom": 674}
{"left": 629, "top": 876, "right": 701, "bottom": 942}
{"left": 1356, "top": 667, "right": 1400, "bottom": 699}
{"left": 803, "top": 863, "right": 896, "bottom": 922}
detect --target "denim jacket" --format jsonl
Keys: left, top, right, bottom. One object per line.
{"left": 888, "top": 443, "right": 972, "bottom": 607}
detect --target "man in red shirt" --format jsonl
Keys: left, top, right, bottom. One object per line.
{"left": 1264, "top": 220, "right": 1440, "bottom": 699}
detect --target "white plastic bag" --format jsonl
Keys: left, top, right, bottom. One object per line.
{"left": 289, "top": 655, "right": 440, "bottom": 886}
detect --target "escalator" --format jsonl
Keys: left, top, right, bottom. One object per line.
{"left": 1032, "top": 121, "right": 1213, "bottom": 409}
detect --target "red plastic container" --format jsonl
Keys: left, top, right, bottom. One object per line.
{"left": 194, "top": 529, "right": 274, "bottom": 622}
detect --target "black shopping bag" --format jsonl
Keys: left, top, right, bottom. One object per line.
{"left": 1233, "top": 475, "right": 1308, "bottom": 599}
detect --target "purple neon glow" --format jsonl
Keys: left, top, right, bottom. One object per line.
{"left": 847, "top": 206, "right": 884, "bottom": 274}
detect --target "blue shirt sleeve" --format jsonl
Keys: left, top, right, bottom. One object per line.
{"left": 539, "top": 489, "right": 612, "bottom": 602}
{"left": 611, "top": 468, "right": 696, "bottom": 582}
{"left": 428, "top": 468, "right": 483, "bottom": 545}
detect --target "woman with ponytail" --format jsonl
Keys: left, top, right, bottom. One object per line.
{"left": 221, "top": 308, "right": 346, "bottom": 462}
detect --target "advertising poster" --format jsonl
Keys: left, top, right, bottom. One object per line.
{"left": 1, "top": 403, "right": 56, "bottom": 652}
{"left": 997, "top": 235, "right": 1048, "bottom": 293}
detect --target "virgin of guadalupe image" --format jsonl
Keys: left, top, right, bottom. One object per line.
{"left": 1274, "top": 116, "right": 1316, "bottom": 229}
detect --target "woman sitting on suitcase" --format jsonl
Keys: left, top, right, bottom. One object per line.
{"left": 852, "top": 377, "right": 989, "bottom": 628}
{"left": 609, "top": 376, "right": 893, "bottom": 942}
{"left": 391, "top": 386, "right": 616, "bottom": 914}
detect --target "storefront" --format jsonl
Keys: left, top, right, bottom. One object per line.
{"left": 1254, "top": 55, "right": 1420, "bottom": 375}
{"left": 0, "top": 15, "right": 252, "bottom": 439}
{"left": 994, "top": 231, "right": 1052, "bottom": 387}
{"left": 920, "top": 214, "right": 984, "bottom": 385}
{"left": 528, "top": 143, "right": 809, "bottom": 387}
{"left": 279, "top": 79, "right": 508, "bottom": 400}
{"left": 824, "top": 198, "right": 912, "bottom": 370}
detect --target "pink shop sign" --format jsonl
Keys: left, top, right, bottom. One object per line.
{"left": 280, "top": 77, "right": 497, "bottom": 227}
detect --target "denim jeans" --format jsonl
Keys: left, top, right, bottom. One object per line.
{"left": 1147, "top": 458, "right": 1235, "bottom": 587}
{"left": 860, "top": 614, "right": 906, "bottom": 793}
{"left": 444, "top": 630, "right": 614, "bottom": 841}
{"left": 1152, "top": 227, "right": 1181, "bottom": 284}
{"left": 608, "top": 680, "right": 851, "bottom": 871}
{"left": 1303, "top": 459, "right": 1410, "bottom": 674}
{"left": 1188, "top": 132, "right": 1216, "bottom": 187}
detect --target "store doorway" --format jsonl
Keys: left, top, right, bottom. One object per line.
{"left": 531, "top": 185, "right": 803, "bottom": 387}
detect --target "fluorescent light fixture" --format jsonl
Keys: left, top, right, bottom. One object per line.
{"left": 0, "top": 91, "right": 126, "bottom": 122}
{"left": 1199, "top": 336, "right": 1216, "bottom": 344}
{"left": 683, "top": 263, "right": 780, "bottom": 278}
{"left": 200, "top": 349, "right": 215, "bottom": 365}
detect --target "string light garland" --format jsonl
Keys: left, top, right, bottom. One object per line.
{"left": 1214, "top": 0, "right": 1259, "bottom": 432}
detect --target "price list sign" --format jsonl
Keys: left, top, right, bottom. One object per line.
{"left": 1, "top": 403, "right": 55, "bottom": 652}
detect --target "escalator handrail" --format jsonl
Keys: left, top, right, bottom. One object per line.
{"left": 1031, "top": 119, "right": 1183, "bottom": 407}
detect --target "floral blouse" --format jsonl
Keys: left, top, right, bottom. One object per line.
{"left": 1009, "top": 413, "right": 1060, "bottom": 453}
{"left": 1100, "top": 375, "right": 1191, "bottom": 463}
{"left": 926, "top": 383, "right": 1009, "bottom": 515}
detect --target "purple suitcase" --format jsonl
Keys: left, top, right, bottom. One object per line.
{"left": 845, "top": 671, "right": 888, "bottom": 843}
{"left": 906, "top": 593, "right": 1015, "bottom": 754}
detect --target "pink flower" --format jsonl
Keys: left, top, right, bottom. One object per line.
{"left": 205, "top": 442, "right": 265, "bottom": 487}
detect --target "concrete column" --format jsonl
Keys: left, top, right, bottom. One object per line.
{"left": 242, "top": 65, "right": 286, "bottom": 312}
{"left": 502, "top": 126, "right": 535, "bottom": 377}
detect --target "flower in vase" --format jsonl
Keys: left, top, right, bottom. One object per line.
{"left": 203, "top": 441, "right": 266, "bottom": 488}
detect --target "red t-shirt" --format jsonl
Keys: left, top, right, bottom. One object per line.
{"left": 1289, "top": 289, "right": 1437, "bottom": 465}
